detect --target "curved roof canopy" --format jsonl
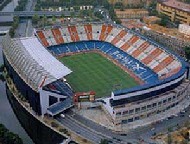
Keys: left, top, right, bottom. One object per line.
{"left": 3, "top": 36, "right": 72, "bottom": 91}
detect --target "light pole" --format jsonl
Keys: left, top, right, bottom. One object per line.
{"left": 13, "top": 0, "right": 14, "bottom": 12}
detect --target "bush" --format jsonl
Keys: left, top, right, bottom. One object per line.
{"left": 51, "top": 122, "right": 58, "bottom": 128}
{"left": 99, "top": 139, "right": 109, "bottom": 144}
{"left": 0, "top": 124, "right": 23, "bottom": 144}
{"left": 185, "top": 46, "right": 190, "bottom": 60}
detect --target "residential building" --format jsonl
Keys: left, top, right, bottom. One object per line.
{"left": 157, "top": 0, "right": 190, "bottom": 25}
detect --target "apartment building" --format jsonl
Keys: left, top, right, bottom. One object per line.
{"left": 157, "top": 0, "right": 190, "bottom": 25}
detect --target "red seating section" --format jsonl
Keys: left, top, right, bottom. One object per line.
{"left": 142, "top": 48, "right": 163, "bottom": 65}
{"left": 121, "top": 36, "right": 139, "bottom": 51}
{"left": 84, "top": 24, "right": 93, "bottom": 40}
{"left": 99, "top": 24, "right": 113, "bottom": 41}
{"left": 131, "top": 42, "right": 149, "bottom": 58}
{"left": 111, "top": 30, "right": 127, "bottom": 45}
{"left": 36, "top": 31, "right": 49, "bottom": 47}
{"left": 68, "top": 26, "right": 80, "bottom": 42}
{"left": 51, "top": 29, "right": 64, "bottom": 44}
{"left": 153, "top": 56, "right": 174, "bottom": 73}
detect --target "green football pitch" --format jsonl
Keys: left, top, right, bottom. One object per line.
{"left": 59, "top": 53, "right": 138, "bottom": 98}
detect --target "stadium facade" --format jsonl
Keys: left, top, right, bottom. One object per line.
{"left": 2, "top": 23, "right": 190, "bottom": 126}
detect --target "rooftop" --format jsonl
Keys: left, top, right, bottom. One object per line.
{"left": 147, "top": 24, "right": 190, "bottom": 41}
{"left": 115, "top": 9, "right": 149, "bottom": 14}
{"left": 2, "top": 36, "right": 72, "bottom": 91}
{"left": 159, "top": 0, "right": 190, "bottom": 13}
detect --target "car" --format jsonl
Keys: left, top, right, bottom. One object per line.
{"left": 60, "top": 114, "right": 65, "bottom": 118}
{"left": 151, "top": 127, "right": 155, "bottom": 131}
{"left": 116, "top": 138, "right": 121, "bottom": 141}
{"left": 120, "top": 133, "right": 127, "bottom": 136}
{"left": 180, "top": 110, "right": 186, "bottom": 113}
{"left": 168, "top": 117, "right": 173, "bottom": 119}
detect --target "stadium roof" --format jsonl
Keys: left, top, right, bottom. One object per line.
{"left": 3, "top": 36, "right": 72, "bottom": 91}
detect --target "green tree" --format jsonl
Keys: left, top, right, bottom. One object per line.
{"left": 12, "top": 16, "right": 19, "bottom": 29}
{"left": 167, "top": 133, "right": 172, "bottom": 144}
{"left": 32, "top": 14, "right": 40, "bottom": 24}
{"left": 70, "top": 12, "right": 75, "bottom": 18}
{"left": 9, "top": 27, "right": 15, "bottom": 38}
{"left": 0, "top": 124, "right": 23, "bottom": 144}
{"left": 159, "top": 14, "right": 168, "bottom": 26}
{"left": 185, "top": 46, "right": 190, "bottom": 60}
{"left": 0, "top": 124, "right": 7, "bottom": 138}
{"left": 52, "top": 15, "right": 56, "bottom": 22}
{"left": 181, "top": 139, "right": 188, "bottom": 144}
{"left": 99, "top": 139, "right": 109, "bottom": 144}
{"left": 0, "top": 64, "right": 4, "bottom": 72}
{"left": 42, "top": 15, "right": 48, "bottom": 26}
{"left": 61, "top": 13, "right": 65, "bottom": 18}
{"left": 114, "top": 2, "right": 124, "bottom": 10}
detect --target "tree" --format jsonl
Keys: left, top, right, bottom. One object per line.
{"left": 0, "top": 64, "right": 4, "bottom": 72}
{"left": 114, "top": 2, "right": 124, "bottom": 10}
{"left": 52, "top": 15, "right": 56, "bottom": 22}
{"left": 94, "top": 11, "right": 104, "bottom": 19}
{"left": 185, "top": 46, "right": 190, "bottom": 60}
{"left": 0, "top": 124, "right": 23, "bottom": 144}
{"left": 167, "top": 133, "right": 172, "bottom": 144}
{"left": 61, "top": 13, "right": 65, "bottom": 18}
{"left": 32, "top": 14, "right": 40, "bottom": 24}
{"left": 0, "top": 124, "right": 7, "bottom": 138}
{"left": 42, "top": 15, "right": 48, "bottom": 27}
{"left": 181, "top": 139, "right": 188, "bottom": 144}
{"left": 99, "top": 139, "right": 109, "bottom": 144}
{"left": 159, "top": 14, "right": 168, "bottom": 26}
{"left": 9, "top": 27, "right": 15, "bottom": 38}
{"left": 70, "top": 12, "right": 75, "bottom": 18}
{"left": 12, "top": 16, "right": 19, "bottom": 29}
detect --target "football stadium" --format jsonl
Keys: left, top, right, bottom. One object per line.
{"left": 2, "top": 23, "right": 190, "bottom": 126}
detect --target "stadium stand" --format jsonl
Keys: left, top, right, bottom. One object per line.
{"left": 51, "top": 28, "right": 64, "bottom": 44}
{"left": 2, "top": 23, "right": 189, "bottom": 127}
{"left": 84, "top": 24, "right": 93, "bottom": 40}
{"left": 36, "top": 31, "right": 49, "bottom": 47}
{"left": 14, "top": 23, "right": 187, "bottom": 125}
{"left": 36, "top": 24, "right": 182, "bottom": 81}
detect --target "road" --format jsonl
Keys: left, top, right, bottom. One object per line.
{"left": 56, "top": 115, "right": 125, "bottom": 144}
{"left": 56, "top": 103, "right": 190, "bottom": 144}
{"left": 15, "top": 0, "right": 35, "bottom": 37}
{"left": 0, "top": 11, "right": 71, "bottom": 17}
{"left": 94, "top": 7, "right": 112, "bottom": 23}
{"left": 57, "top": 110, "right": 138, "bottom": 144}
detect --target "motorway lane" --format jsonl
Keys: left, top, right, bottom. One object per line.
{"left": 57, "top": 116, "right": 108, "bottom": 144}
{"left": 62, "top": 105, "right": 190, "bottom": 144}
{"left": 15, "top": 20, "right": 27, "bottom": 37}
{"left": 0, "top": 11, "right": 71, "bottom": 17}
{"left": 26, "top": 19, "right": 33, "bottom": 37}
{"left": 66, "top": 110, "right": 137, "bottom": 143}
{"left": 56, "top": 115, "right": 128, "bottom": 144}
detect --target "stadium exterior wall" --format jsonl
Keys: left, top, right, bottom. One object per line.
{"left": 3, "top": 53, "right": 42, "bottom": 115}
{"left": 111, "top": 72, "right": 187, "bottom": 106}
{"left": 103, "top": 79, "right": 190, "bottom": 125}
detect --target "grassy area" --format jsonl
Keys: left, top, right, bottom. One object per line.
{"left": 60, "top": 53, "right": 138, "bottom": 98}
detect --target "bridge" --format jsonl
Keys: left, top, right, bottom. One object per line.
{"left": 0, "top": 11, "right": 72, "bottom": 17}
